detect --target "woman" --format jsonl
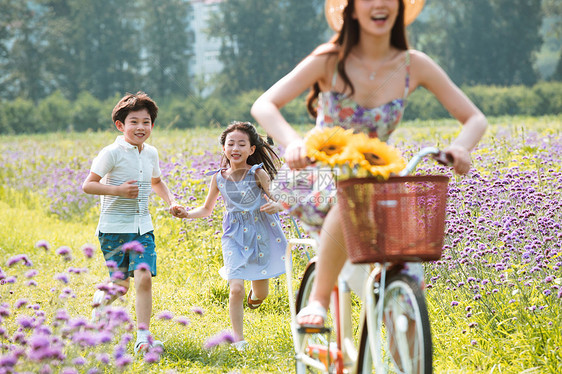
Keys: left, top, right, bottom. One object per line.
{"left": 251, "top": 0, "right": 487, "bottom": 326}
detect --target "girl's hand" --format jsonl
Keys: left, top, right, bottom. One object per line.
{"left": 444, "top": 145, "right": 471, "bottom": 175}
{"left": 171, "top": 205, "right": 189, "bottom": 218}
{"left": 260, "top": 194, "right": 283, "bottom": 214}
{"left": 284, "top": 138, "right": 310, "bottom": 169}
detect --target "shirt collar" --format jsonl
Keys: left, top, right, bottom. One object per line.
{"left": 115, "top": 135, "right": 141, "bottom": 150}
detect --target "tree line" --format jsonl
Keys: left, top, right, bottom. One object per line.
{"left": 0, "top": 0, "right": 560, "bottom": 134}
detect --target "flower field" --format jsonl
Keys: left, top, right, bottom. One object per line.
{"left": 0, "top": 115, "right": 560, "bottom": 373}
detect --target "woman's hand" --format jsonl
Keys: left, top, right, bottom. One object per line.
{"left": 444, "top": 145, "right": 472, "bottom": 175}
{"left": 284, "top": 138, "right": 310, "bottom": 169}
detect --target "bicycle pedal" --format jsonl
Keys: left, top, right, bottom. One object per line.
{"left": 297, "top": 325, "right": 331, "bottom": 335}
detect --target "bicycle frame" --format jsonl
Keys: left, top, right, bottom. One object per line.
{"left": 286, "top": 147, "right": 449, "bottom": 373}
{"left": 286, "top": 239, "right": 376, "bottom": 373}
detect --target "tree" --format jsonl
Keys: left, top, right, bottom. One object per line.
{"left": 542, "top": 0, "right": 562, "bottom": 80}
{"left": 40, "top": 0, "right": 142, "bottom": 99}
{"left": 208, "top": 0, "right": 325, "bottom": 96}
{"left": 415, "top": 0, "right": 543, "bottom": 86}
{"left": 0, "top": 1, "right": 49, "bottom": 101}
{"left": 138, "top": 0, "right": 194, "bottom": 97}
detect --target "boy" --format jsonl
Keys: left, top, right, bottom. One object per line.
{"left": 82, "top": 91, "right": 182, "bottom": 355}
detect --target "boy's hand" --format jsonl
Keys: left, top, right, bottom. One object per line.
{"left": 118, "top": 180, "right": 139, "bottom": 198}
{"left": 260, "top": 194, "right": 283, "bottom": 214}
{"left": 169, "top": 203, "right": 186, "bottom": 218}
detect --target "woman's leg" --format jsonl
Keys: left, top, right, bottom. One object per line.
{"left": 228, "top": 279, "right": 245, "bottom": 341}
{"left": 298, "top": 203, "right": 348, "bottom": 326}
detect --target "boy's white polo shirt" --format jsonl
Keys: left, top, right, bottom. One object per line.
{"left": 90, "top": 136, "right": 162, "bottom": 235}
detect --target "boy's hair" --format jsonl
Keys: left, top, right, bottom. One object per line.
{"left": 219, "top": 121, "right": 281, "bottom": 180}
{"left": 111, "top": 91, "right": 159, "bottom": 124}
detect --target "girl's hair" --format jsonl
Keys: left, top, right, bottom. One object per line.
{"left": 112, "top": 91, "right": 159, "bottom": 124}
{"left": 219, "top": 121, "right": 281, "bottom": 180}
{"left": 306, "top": 0, "right": 409, "bottom": 117}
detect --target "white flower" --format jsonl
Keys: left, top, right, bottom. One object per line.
{"left": 270, "top": 222, "right": 276, "bottom": 227}
{"left": 244, "top": 246, "right": 249, "bottom": 251}
{"left": 261, "top": 270, "right": 267, "bottom": 275}
{"left": 257, "top": 234, "right": 262, "bottom": 240}
{"left": 258, "top": 252, "right": 264, "bottom": 257}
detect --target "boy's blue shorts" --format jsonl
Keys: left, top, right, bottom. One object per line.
{"left": 98, "top": 231, "right": 157, "bottom": 279}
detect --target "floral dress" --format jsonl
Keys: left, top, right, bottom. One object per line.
{"left": 212, "top": 163, "right": 287, "bottom": 281}
{"left": 273, "top": 51, "right": 411, "bottom": 231}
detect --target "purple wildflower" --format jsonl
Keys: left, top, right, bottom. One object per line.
{"left": 121, "top": 240, "right": 145, "bottom": 254}
{"left": 17, "top": 315, "right": 35, "bottom": 329}
{"left": 157, "top": 310, "right": 174, "bottom": 320}
{"left": 105, "top": 260, "right": 118, "bottom": 271}
{"left": 7, "top": 254, "right": 32, "bottom": 267}
{"left": 15, "top": 298, "right": 28, "bottom": 309}
{"left": 96, "top": 353, "right": 110, "bottom": 364}
{"left": 26, "top": 279, "right": 38, "bottom": 287}
{"left": 144, "top": 351, "right": 161, "bottom": 363}
{"left": 25, "top": 269, "right": 39, "bottom": 278}
{"left": 115, "top": 355, "right": 133, "bottom": 368}
{"left": 451, "top": 301, "right": 459, "bottom": 306}
{"left": 175, "top": 316, "right": 190, "bottom": 326}
{"left": 54, "top": 273, "right": 69, "bottom": 284}
{"left": 136, "top": 263, "right": 151, "bottom": 272}
{"left": 56, "top": 246, "right": 72, "bottom": 261}
{"left": 191, "top": 306, "right": 204, "bottom": 316}
{"left": 81, "top": 244, "right": 95, "bottom": 258}
{"left": 35, "top": 240, "right": 50, "bottom": 251}
{"left": 204, "top": 330, "right": 236, "bottom": 349}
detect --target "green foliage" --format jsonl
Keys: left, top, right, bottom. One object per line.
{"left": 37, "top": 91, "right": 72, "bottom": 132}
{"left": 0, "top": 97, "right": 40, "bottom": 133}
{"left": 404, "top": 82, "right": 562, "bottom": 120}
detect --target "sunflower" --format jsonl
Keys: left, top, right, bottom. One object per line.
{"left": 304, "top": 126, "right": 354, "bottom": 166}
{"left": 350, "top": 133, "right": 407, "bottom": 179}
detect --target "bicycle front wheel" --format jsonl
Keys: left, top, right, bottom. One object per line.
{"left": 358, "top": 273, "right": 432, "bottom": 374}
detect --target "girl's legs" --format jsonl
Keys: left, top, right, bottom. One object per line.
{"left": 298, "top": 203, "right": 348, "bottom": 326}
{"left": 250, "top": 279, "right": 269, "bottom": 301}
{"left": 228, "top": 278, "right": 245, "bottom": 341}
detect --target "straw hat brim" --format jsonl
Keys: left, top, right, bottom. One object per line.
{"left": 325, "top": 0, "right": 425, "bottom": 32}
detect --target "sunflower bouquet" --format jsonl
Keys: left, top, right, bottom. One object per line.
{"left": 304, "top": 126, "right": 406, "bottom": 181}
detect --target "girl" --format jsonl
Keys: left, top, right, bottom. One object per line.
{"left": 175, "top": 121, "right": 287, "bottom": 350}
{"left": 251, "top": 0, "right": 487, "bottom": 327}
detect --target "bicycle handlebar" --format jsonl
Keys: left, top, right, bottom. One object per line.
{"left": 398, "top": 146, "right": 454, "bottom": 177}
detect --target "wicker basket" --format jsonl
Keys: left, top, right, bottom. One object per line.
{"left": 337, "top": 175, "right": 449, "bottom": 264}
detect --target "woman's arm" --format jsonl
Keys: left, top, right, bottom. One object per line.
{"left": 175, "top": 174, "right": 220, "bottom": 219}
{"left": 410, "top": 50, "right": 488, "bottom": 174}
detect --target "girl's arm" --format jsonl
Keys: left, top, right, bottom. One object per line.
{"left": 175, "top": 174, "right": 220, "bottom": 219}
{"left": 255, "top": 168, "right": 284, "bottom": 214}
{"left": 251, "top": 45, "right": 335, "bottom": 169}
{"left": 410, "top": 50, "right": 488, "bottom": 175}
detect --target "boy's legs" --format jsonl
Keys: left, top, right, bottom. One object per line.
{"left": 228, "top": 279, "right": 245, "bottom": 342}
{"left": 134, "top": 268, "right": 152, "bottom": 329}
{"left": 298, "top": 203, "right": 348, "bottom": 326}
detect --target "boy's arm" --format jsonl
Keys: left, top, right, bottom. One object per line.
{"left": 82, "top": 172, "right": 139, "bottom": 198}
{"left": 175, "top": 174, "right": 220, "bottom": 219}
{"left": 151, "top": 177, "right": 183, "bottom": 217}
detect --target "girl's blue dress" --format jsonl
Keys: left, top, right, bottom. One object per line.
{"left": 213, "top": 163, "right": 287, "bottom": 281}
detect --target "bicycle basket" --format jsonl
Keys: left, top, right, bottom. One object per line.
{"left": 337, "top": 175, "right": 449, "bottom": 264}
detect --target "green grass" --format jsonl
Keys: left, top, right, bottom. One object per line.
{"left": 1, "top": 114, "right": 561, "bottom": 373}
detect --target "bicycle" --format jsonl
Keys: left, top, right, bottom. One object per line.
{"left": 284, "top": 147, "right": 452, "bottom": 374}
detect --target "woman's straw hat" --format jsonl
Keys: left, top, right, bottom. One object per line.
{"left": 325, "top": 0, "right": 425, "bottom": 31}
